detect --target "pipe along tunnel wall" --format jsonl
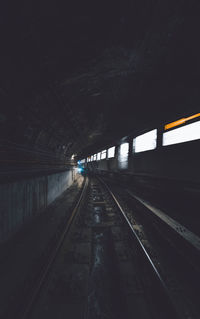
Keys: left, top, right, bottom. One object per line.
{"left": 0, "top": 169, "right": 77, "bottom": 243}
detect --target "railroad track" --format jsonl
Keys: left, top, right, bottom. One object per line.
{"left": 99, "top": 176, "right": 200, "bottom": 319}
{"left": 17, "top": 176, "right": 197, "bottom": 319}
{"left": 18, "top": 177, "right": 89, "bottom": 319}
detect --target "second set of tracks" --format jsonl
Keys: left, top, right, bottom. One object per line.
{"left": 18, "top": 176, "right": 200, "bottom": 319}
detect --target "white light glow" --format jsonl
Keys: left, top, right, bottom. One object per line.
{"left": 108, "top": 146, "right": 115, "bottom": 158}
{"left": 101, "top": 149, "right": 107, "bottom": 159}
{"left": 119, "top": 143, "right": 129, "bottom": 169}
{"left": 120, "top": 143, "right": 129, "bottom": 156}
{"left": 133, "top": 129, "right": 157, "bottom": 153}
{"left": 91, "top": 155, "right": 94, "bottom": 161}
{"left": 97, "top": 152, "right": 101, "bottom": 160}
{"left": 163, "top": 120, "right": 200, "bottom": 146}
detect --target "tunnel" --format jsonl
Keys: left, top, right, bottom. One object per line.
{"left": 1, "top": 1, "right": 200, "bottom": 318}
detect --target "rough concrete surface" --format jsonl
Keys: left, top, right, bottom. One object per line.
{"left": 0, "top": 174, "right": 84, "bottom": 319}
{"left": 0, "top": 169, "right": 76, "bottom": 242}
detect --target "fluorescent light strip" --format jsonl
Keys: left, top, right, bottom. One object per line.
{"left": 118, "top": 143, "right": 129, "bottom": 169}
{"left": 165, "top": 113, "right": 200, "bottom": 130}
{"left": 120, "top": 143, "right": 129, "bottom": 156}
{"left": 108, "top": 146, "right": 115, "bottom": 158}
{"left": 163, "top": 120, "right": 200, "bottom": 146}
{"left": 101, "top": 150, "right": 107, "bottom": 159}
{"left": 134, "top": 129, "right": 157, "bottom": 153}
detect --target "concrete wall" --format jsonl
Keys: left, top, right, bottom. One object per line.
{"left": 0, "top": 169, "right": 77, "bottom": 243}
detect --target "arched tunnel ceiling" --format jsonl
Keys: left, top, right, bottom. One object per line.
{"left": 1, "top": 0, "right": 200, "bottom": 165}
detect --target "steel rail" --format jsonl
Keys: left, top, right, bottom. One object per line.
{"left": 98, "top": 177, "right": 181, "bottom": 319}
{"left": 20, "top": 176, "right": 89, "bottom": 319}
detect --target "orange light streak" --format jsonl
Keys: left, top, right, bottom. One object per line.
{"left": 164, "top": 113, "right": 200, "bottom": 130}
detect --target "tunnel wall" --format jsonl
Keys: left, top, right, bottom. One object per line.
{"left": 0, "top": 169, "right": 77, "bottom": 243}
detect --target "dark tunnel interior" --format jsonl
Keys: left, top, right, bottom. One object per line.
{"left": 1, "top": 0, "right": 200, "bottom": 162}
{"left": 1, "top": 1, "right": 200, "bottom": 318}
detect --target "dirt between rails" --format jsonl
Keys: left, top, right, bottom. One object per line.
{"left": 0, "top": 174, "right": 84, "bottom": 319}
